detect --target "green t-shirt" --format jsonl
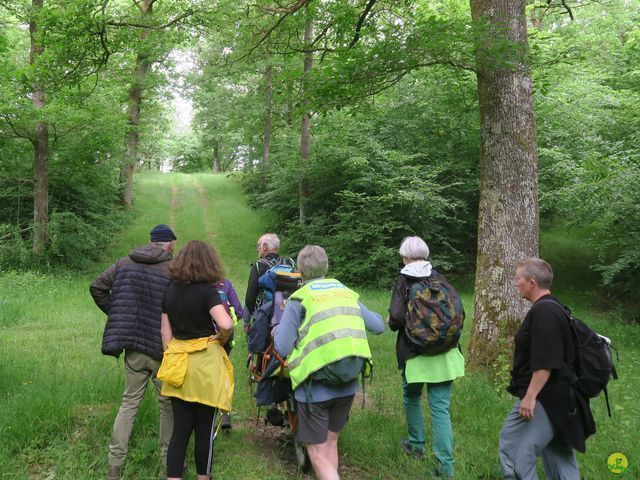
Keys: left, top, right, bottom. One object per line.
{"left": 404, "top": 347, "right": 465, "bottom": 383}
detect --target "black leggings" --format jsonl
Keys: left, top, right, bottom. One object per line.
{"left": 167, "top": 398, "right": 217, "bottom": 477}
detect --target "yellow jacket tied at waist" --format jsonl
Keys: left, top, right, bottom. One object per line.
{"left": 158, "top": 337, "right": 234, "bottom": 411}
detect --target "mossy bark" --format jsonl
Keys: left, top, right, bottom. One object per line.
{"left": 467, "top": 0, "right": 539, "bottom": 372}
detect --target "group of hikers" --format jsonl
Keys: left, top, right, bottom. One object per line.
{"left": 90, "top": 225, "right": 597, "bottom": 480}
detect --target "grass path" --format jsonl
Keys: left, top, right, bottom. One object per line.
{"left": 1, "top": 172, "right": 639, "bottom": 479}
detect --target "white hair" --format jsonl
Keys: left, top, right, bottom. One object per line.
{"left": 259, "top": 233, "right": 280, "bottom": 252}
{"left": 399, "top": 236, "right": 430, "bottom": 260}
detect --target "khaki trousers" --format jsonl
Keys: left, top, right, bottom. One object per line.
{"left": 108, "top": 350, "right": 173, "bottom": 467}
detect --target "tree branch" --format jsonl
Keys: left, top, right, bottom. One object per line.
{"left": 261, "top": 0, "right": 312, "bottom": 15}
{"left": 0, "top": 227, "right": 32, "bottom": 242}
{"left": 560, "top": 0, "right": 574, "bottom": 20}
{"left": 0, "top": 114, "right": 33, "bottom": 142}
{"left": 233, "top": 11, "right": 293, "bottom": 63}
{"left": 107, "top": 9, "right": 193, "bottom": 30}
{"left": 349, "top": 0, "right": 378, "bottom": 48}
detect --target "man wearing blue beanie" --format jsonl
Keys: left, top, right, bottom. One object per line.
{"left": 90, "top": 224, "right": 177, "bottom": 480}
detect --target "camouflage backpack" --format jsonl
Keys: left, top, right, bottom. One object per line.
{"left": 404, "top": 271, "right": 465, "bottom": 355}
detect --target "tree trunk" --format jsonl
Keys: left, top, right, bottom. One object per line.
{"left": 467, "top": 0, "right": 539, "bottom": 371}
{"left": 30, "top": 0, "right": 48, "bottom": 256}
{"left": 262, "top": 64, "right": 272, "bottom": 186}
{"left": 212, "top": 140, "right": 221, "bottom": 172}
{"left": 121, "top": 0, "right": 153, "bottom": 208}
{"left": 299, "top": 17, "right": 313, "bottom": 224}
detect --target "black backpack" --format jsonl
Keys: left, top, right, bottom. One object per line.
{"left": 540, "top": 299, "right": 619, "bottom": 416}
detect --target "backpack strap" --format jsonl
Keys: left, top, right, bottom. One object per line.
{"left": 257, "top": 256, "right": 279, "bottom": 273}
{"left": 535, "top": 298, "right": 582, "bottom": 413}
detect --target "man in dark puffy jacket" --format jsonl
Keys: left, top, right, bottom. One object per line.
{"left": 90, "top": 224, "right": 176, "bottom": 480}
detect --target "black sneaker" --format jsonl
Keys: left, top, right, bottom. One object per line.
{"left": 221, "top": 412, "right": 232, "bottom": 430}
{"left": 266, "top": 406, "right": 285, "bottom": 426}
{"left": 400, "top": 438, "right": 425, "bottom": 460}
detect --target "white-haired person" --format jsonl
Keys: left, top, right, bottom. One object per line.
{"left": 387, "top": 236, "right": 465, "bottom": 479}
{"left": 243, "top": 233, "right": 294, "bottom": 331}
{"left": 274, "top": 245, "right": 384, "bottom": 480}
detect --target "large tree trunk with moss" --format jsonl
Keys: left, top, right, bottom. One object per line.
{"left": 30, "top": 0, "right": 48, "bottom": 256}
{"left": 121, "top": 0, "right": 153, "bottom": 208}
{"left": 299, "top": 17, "right": 313, "bottom": 224}
{"left": 467, "top": 0, "right": 539, "bottom": 371}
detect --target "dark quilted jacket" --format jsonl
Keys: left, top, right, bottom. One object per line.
{"left": 90, "top": 244, "right": 172, "bottom": 360}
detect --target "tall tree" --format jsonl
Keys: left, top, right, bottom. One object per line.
{"left": 298, "top": 14, "right": 313, "bottom": 223}
{"left": 212, "top": 140, "right": 221, "bottom": 172}
{"left": 262, "top": 63, "right": 272, "bottom": 184}
{"left": 467, "top": 0, "right": 539, "bottom": 370}
{"left": 29, "top": 0, "right": 48, "bottom": 255}
{"left": 121, "top": 0, "right": 154, "bottom": 208}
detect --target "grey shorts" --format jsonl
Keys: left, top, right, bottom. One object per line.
{"left": 296, "top": 394, "right": 355, "bottom": 444}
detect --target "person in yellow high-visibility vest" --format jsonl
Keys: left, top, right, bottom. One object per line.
{"left": 274, "top": 245, "right": 384, "bottom": 480}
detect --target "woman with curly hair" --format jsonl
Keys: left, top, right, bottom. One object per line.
{"left": 159, "top": 240, "right": 234, "bottom": 480}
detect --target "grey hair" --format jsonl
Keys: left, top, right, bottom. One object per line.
{"left": 399, "top": 236, "right": 430, "bottom": 261}
{"left": 517, "top": 258, "right": 553, "bottom": 289}
{"left": 297, "top": 245, "right": 329, "bottom": 280}
{"left": 259, "top": 233, "right": 280, "bottom": 251}
{"left": 151, "top": 241, "right": 174, "bottom": 251}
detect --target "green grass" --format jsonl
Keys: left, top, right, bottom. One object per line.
{"left": 1, "top": 172, "right": 638, "bottom": 479}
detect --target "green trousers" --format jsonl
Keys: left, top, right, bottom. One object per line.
{"left": 108, "top": 350, "right": 173, "bottom": 467}
{"left": 402, "top": 372, "right": 455, "bottom": 477}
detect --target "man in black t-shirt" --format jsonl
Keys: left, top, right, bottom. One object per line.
{"left": 499, "top": 258, "right": 581, "bottom": 480}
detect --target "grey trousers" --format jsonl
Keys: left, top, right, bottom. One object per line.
{"left": 499, "top": 400, "right": 579, "bottom": 480}
{"left": 108, "top": 350, "right": 174, "bottom": 467}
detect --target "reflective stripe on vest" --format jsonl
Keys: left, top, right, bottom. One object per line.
{"left": 287, "top": 278, "right": 371, "bottom": 390}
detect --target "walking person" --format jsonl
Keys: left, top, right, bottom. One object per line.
{"left": 89, "top": 224, "right": 177, "bottom": 480}
{"left": 499, "top": 258, "right": 594, "bottom": 479}
{"left": 243, "top": 233, "right": 294, "bottom": 332}
{"left": 214, "top": 277, "right": 244, "bottom": 430}
{"left": 388, "top": 236, "right": 465, "bottom": 479}
{"left": 274, "top": 245, "right": 384, "bottom": 480}
{"left": 159, "top": 240, "right": 234, "bottom": 480}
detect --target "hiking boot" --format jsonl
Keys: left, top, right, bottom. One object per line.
{"left": 107, "top": 465, "right": 122, "bottom": 480}
{"left": 400, "top": 439, "right": 425, "bottom": 460}
{"left": 221, "top": 412, "right": 232, "bottom": 430}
